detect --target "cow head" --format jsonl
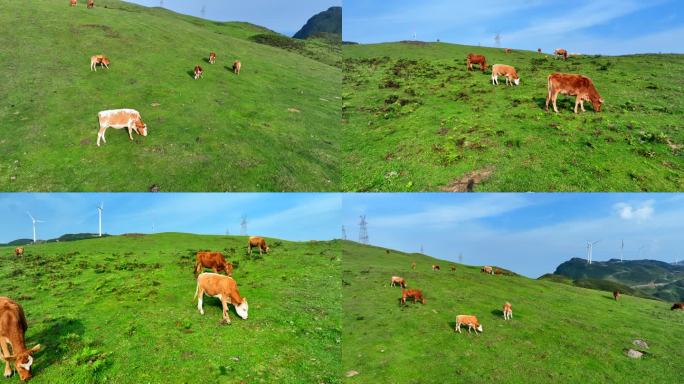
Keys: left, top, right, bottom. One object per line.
{"left": 477, "top": 324, "right": 483, "bottom": 333}
{"left": 234, "top": 298, "right": 249, "bottom": 319}
{"left": 264, "top": 246, "right": 270, "bottom": 253}
{"left": 513, "top": 77, "right": 520, "bottom": 86}
{"left": 135, "top": 120, "right": 148, "bottom": 136}
{"left": 6, "top": 344, "right": 41, "bottom": 381}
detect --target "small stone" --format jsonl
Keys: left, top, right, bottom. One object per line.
{"left": 148, "top": 184, "right": 160, "bottom": 192}
{"left": 230, "top": 356, "right": 240, "bottom": 362}
{"left": 10, "top": 176, "right": 16, "bottom": 181}
{"left": 345, "top": 370, "right": 359, "bottom": 378}
{"left": 625, "top": 349, "right": 643, "bottom": 359}
{"left": 632, "top": 339, "right": 649, "bottom": 349}
{"left": 287, "top": 108, "right": 301, "bottom": 113}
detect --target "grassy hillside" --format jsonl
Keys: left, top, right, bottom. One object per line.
{"left": 342, "top": 241, "right": 684, "bottom": 383}
{"left": 342, "top": 42, "right": 684, "bottom": 191}
{"left": 0, "top": 234, "right": 341, "bottom": 383}
{"left": 0, "top": 0, "right": 340, "bottom": 191}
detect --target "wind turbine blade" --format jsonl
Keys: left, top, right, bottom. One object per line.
{"left": 27, "top": 211, "right": 34, "bottom": 220}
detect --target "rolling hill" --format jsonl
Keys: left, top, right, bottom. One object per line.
{"left": 342, "top": 241, "right": 684, "bottom": 383}
{"left": 342, "top": 42, "right": 684, "bottom": 191}
{"left": 293, "top": 7, "right": 342, "bottom": 40}
{"left": 0, "top": 0, "right": 340, "bottom": 192}
{"left": 0, "top": 233, "right": 341, "bottom": 383}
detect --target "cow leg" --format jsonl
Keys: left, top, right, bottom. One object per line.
{"left": 221, "top": 298, "right": 231, "bottom": 324}
{"left": 545, "top": 90, "right": 551, "bottom": 112}
{"left": 212, "top": 267, "right": 218, "bottom": 273}
{"left": 0, "top": 340, "right": 12, "bottom": 378}
{"left": 574, "top": 97, "right": 580, "bottom": 114}
{"left": 197, "top": 289, "right": 205, "bottom": 315}
{"left": 580, "top": 99, "right": 586, "bottom": 112}
{"left": 552, "top": 92, "right": 560, "bottom": 113}
{"left": 456, "top": 323, "right": 461, "bottom": 333}
{"left": 127, "top": 124, "right": 134, "bottom": 141}
{"left": 97, "top": 126, "right": 107, "bottom": 146}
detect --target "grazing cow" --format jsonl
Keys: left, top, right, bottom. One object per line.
{"left": 194, "top": 273, "right": 248, "bottom": 324}
{"left": 411, "top": 261, "right": 416, "bottom": 270}
{"left": 504, "top": 48, "right": 512, "bottom": 54}
{"left": 432, "top": 265, "right": 440, "bottom": 271}
{"left": 89, "top": 55, "right": 110, "bottom": 71}
{"left": 209, "top": 52, "right": 216, "bottom": 64}
{"left": 232, "top": 60, "right": 242, "bottom": 75}
{"left": 466, "top": 54, "right": 488, "bottom": 73}
{"left": 554, "top": 48, "right": 568, "bottom": 60}
{"left": 390, "top": 276, "right": 406, "bottom": 288}
{"left": 503, "top": 302, "right": 512, "bottom": 320}
{"left": 613, "top": 290, "right": 621, "bottom": 301}
{"left": 87, "top": 0, "right": 94, "bottom": 8}
{"left": 247, "top": 236, "right": 269, "bottom": 256}
{"left": 491, "top": 64, "right": 520, "bottom": 86}
{"left": 481, "top": 266, "right": 494, "bottom": 275}
{"left": 70, "top": 0, "right": 77, "bottom": 6}
{"left": 96, "top": 109, "right": 147, "bottom": 146}
{"left": 450, "top": 265, "right": 456, "bottom": 272}
{"left": 537, "top": 48, "right": 542, "bottom": 54}
{"left": 545, "top": 73, "right": 604, "bottom": 114}
{"left": 14, "top": 247, "right": 23, "bottom": 257}
{"left": 455, "top": 315, "right": 483, "bottom": 334}
{"left": 401, "top": 289, "right": 425, "bottom": 305}
{"left": 670, "top": 303, "right": 684, "bottom": 310}
{"left": 0, "top": 297, "right": 42, "bottom": 381}
{"left": 494, "top": 268, "right": 504, "bottom": 275}
{"left": 195, "top": 251, "right": 233, "bottom": 276}
{"left": 193, "top": 65, "right": 203, "bottom": 80}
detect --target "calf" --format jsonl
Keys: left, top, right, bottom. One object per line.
{"left": 390, "top": 276, "right": 406, "bottom": 288}
{"left": 247, "top": 236, "right": 269, "bottom": 256}
{"left": 411, "top": 261, "right": 416, "bottom": 270}
{"left": 194, "top": 273, "right": 248, "bottom": 324}
{"left": 96, "top": 109, "right": 148, "bottom": 146}
{"left": 545, "top": 73, "right": 603, "bottom": 114}
{"left": 503, "top": 302, "right": 512, "bottom": 320}
{"left": 195, "top": 251, "right": 233, "bottom": 276}
{"left": 671, "top": 303, "right": 684, "bottom": 310}
{"left": 432, "top": 265, "right": 440, "bottom": 271}
{"left": 90, "top": 55, "right": 110, "bottom": 71}
{"left": 491, "top": 64, "right": 520, "bottom": 86}
{"left": 233, "top": 60, "right": 241, "bottom": 75}
{"left": 466, "top": 54, "right": 487, "bottom": 72}
{"left": 87, "top": 0, "right": 94, "bottom": 8}
{"left": 70, "top": 0, "right": 77, "bottom": 6}
{"left": 455, "top": 314, "right": 482, "bottom": 334}
{"left": 401, "top": 289, "right": 425, "bottom": 305}
{"left": 554, "top": 48, "right": 568, "bottom": 60}
{"left": 14, "top": 247, "right": 23, "bottom": 257}
{"left": 209, "top": 52, "right": 216, "bottom": 64}
{"left": 613, "top": 290, "right": 621, "bottom": 301}
{"left": 194, "top": 65, "right": 203, "bottom": 80}
{"left": 0, "top": 297, "right": 42, "bottom": 381}
{"left": 481, "top": 266, "right": 494, "bottom": 275}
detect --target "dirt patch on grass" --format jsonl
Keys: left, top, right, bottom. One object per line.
{"left": 77, "top": 24, "right": 120, "bottom": 38}
{"left": 439, "top": 167, "right": 494, "bottom": 192}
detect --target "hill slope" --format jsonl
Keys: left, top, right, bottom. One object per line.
{"left": 342, "top": 42, "right": 684, "bottom": 191}
{"left": 0, "top": 0, "right": 340, "bottom": 191}
{"left": 0, "top": 234, "right": 341, "bottom": 383}
{"left": 293, "top": 7, "right": 342, "bottom": 40}
{"left": 342, "top": 241, "right": 684, "bottom": 383}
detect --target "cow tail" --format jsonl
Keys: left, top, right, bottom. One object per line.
{"left": 193, "top": 280, "right": 199, "bottom": 300}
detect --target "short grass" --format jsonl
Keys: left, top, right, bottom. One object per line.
{"left": 0, "top": 0, "right": 341, "bottom": 191}
{"left": 342, "top": 241, "right": 684, "bottom": 383}
{"left": 0, "top": 234, "right": 341, "bottom": 383}
{"left": 342, "top": 42, "right": 684, "bottom": 191}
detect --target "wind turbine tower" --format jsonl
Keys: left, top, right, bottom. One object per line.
{"left": 26, "top": 211, "right": 45, "bottom": 244}
{"left": 620, "top": 239, "right": 624, "bottom": 262}
{"left": 97, "top": 202, "right": 103, "bottom": 237}
{"left": 586, "top": 240, "right": 600, "bottom": 264}
{"left": 341, "top": 225, "right": 347, "bottom": 240}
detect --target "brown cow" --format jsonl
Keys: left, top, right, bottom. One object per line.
{"left": 481, "top": 266, "right": 494, "bottom": 275}
{"left": 613, "top": 290, "right": 621, "bottom": 301}
{"left": 14, "top": 248, "right": 23, "bottom": 257}
{"left": 195, "top": 251, "right": 233, "bottom": 276}
{"left": 450, "top": 265, "right": 456, "bottom": 272}
{"left": 432, "top": 265, "right": 440, "bottom": 271}
{"left": 466, "top": 54, "right": 487, "bottom": 72}
{"left": 87, "top": 0, "right": 94, "bottom": 8}
{"left": 209, "top": 52, "right": 216, "bottom": 64}
{"left": 554, "top": 48, "right": 568, "bottom": 60}
{"left": 90, "top": 54, "right": 110, "bottom": 71}
{"left": 70, "top": 0, "right": 77, "bottom": 6}
{"left": 411, "top": 261, "right": 416, "bottom": 270}
{"left": 401, "top": 289, "right": 425, "bottom": 305}
{"left": 0, "top": 297, "right": 42, "bottom": 381}
{"left": 670, "top": 303, "right": 684, "bottom": 310}
{"left": 491, "top": 64, "right": 520, "bottom": 86}
{"left": 545, "top": 73, "right": 604, "bottom": 114}
{"left": 247, "top": 236, "right": 269, "bottom": 256}
{"left": 96, "top": 109, "right": 147, "bottom": 146}
{"left": 233, "top": 60, "right": 242, "bottom": 75}
{"left": 390, "top": 276, "right": 406, "bottom": 288}
{"left": 494, "top": 268, "right": 504, "bottom": 275}
{"left": 193, "top": 65, "right": 203, "bottom": 80}
{"left": 455, "top": 314, "right": 482, "bottom": 334}
{"left": 503, "top": 302, "right": 512, "bottom": 320}
{"left": 194, "top": 273, "right": 248, "bottom": 324}
{"left": 504, "top": 48, "right": 512, "bottom": 54}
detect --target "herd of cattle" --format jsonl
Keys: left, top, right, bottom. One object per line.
{"left": 391, "top": 260, "right": 684, "bottom": 336}
{"left": 1, "top": 236, "right": 270, "bottom": 380}
{"left": 465, "top": 48, "right": 604, "bottom": 115}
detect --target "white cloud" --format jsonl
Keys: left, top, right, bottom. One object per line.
{"left": 613, "top": 200, "right": 654, "bottom": 221}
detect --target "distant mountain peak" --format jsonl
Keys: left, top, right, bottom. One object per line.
{"left": 293, "top": 6, "right": 341, "bottom": 40}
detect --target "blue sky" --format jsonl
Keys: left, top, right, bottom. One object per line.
{"left": 0, "top": 193, "right": 341, "bottom": 243}
{"left": 344, "top": 0, "right": 684, "bottom": 55}
{"left": 128, "top": 0, "right": 341, "bottom": 36}
{"left": 342, "top": 193, "right": 684, "bottom": 278}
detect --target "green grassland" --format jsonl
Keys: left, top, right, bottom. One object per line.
{"left": 0, "top": 234, "right": 341, "bottom": 383}
{"left": 341, "top": 241, "right": 684, "bottom": 383}
{"left": 342, "top": 42, "right": 684, "bottom": 191}
{"left": 0, "top": 0, "right": 340, "bottom": 191}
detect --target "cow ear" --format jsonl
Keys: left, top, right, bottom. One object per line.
{"left": 29, "top": 344, "right": 42, "bottom": 354}
{"left": 3, "top": 354, "right": 16, "bottom": 362}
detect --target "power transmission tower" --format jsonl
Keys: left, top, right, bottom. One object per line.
{"left": 225, "top": 228, "right": 230, "bottom": 236}
{"left": 494, "top": 32, "right": 502, "bottom": 47}
{"left": 358, "top": 216, "right": 368, "bottom": 244}
{"left": 240, "top": 216, "right": 248, "bottom": 236}
{"left": 420, "top": 245, "right": 424, "bottom": 254}
{"left": 200, "top": 5, "right": 206, "bottom": 18}
{"left": 458, "top": 253, "right": 463, "bottom": 264}
{"left": 341, "top": 225, "right": 347, "bottom": 240}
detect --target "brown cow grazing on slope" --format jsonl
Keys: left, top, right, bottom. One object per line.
{"left": 491, "top": 64, "right": 520, "bottom": 86}
{"left": 195, "top": 251, "right": 233, "bottom": 276}
{"left": 554, "top": 48, "right": 568, "bottom": 60}
{"left": 70, "top": 0, "right": 77, "bottom": 6}
{"left": 390, "top": 276, "right": 406, "bottom": 288}
{"left": 87, "top": 0, "right": 94, "bottom": 8}
{"left": 193, "top": 65, "right": 203, "bottom": 80}
{"left": 466, "top": 54, "right": 487, "bottom": 72}
{"left": 232, "top": 60, "right": 242, "bottom": 75}
{"left": 671, "top": 303, "right": 684, "bottom": 310}
{"left": 194, "top": 273, "right": 248, "bottom": 324}
{"left": 209, "top": 52, "right": 216, "bottom": 64}
{"left": 432, "top": 265, "right": 440, "bottom": 271}
{"left": 455, "top": 314, "right": 482, "bottom": 334}
{"left": 503, "top": 302, "right": 512, "bottom": 320}
{"left": 451, "top": 265, "right": 456, "bottom": 272}
{"left": 247, "top": 236, "right": 269, "bottom": 256}
{"left": 546, "top": 73, "right": 604, "bottom": 114}
{"left": 481, "top": 266, "right": 494, "bottom": 275}
{"left": 411, "top": 261, "right": 416, "bottom": 270}
{"left": 90, "top": 55, "right": 110, "bottom": 71}
{"left": 14, "top": 248, "right": 23, "bottom": 257}
{"left": 613, "top": 290, "right": 621, "bottom": 301}
{"left": 0, "top": 297, "right": 42, "bottom": 381}
{"left": 504, "top": 48, "right": 512, "bottom": 54}
{"left": 401, "top": 289, "right": 425, "bottom": 305}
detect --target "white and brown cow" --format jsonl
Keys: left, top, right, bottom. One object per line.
{"left": 96, "top": 109, "right": 148, "bottom": 146}
{"left": 455, "top": 314, "right": 483, "bottom": 334}
{"left": 0, "top": 297, "right": 42, "bottom": 381}
{"left": 503, "top": 302, "right": 512, "bottom": 320}
{"left": 491, "top": 64, "right": 520, "bottom": 86}
{"left": 232, "top": 60, "right": 241, "bottom": 75}
{"left": 70, "top": 0, "right": 77, "bottom": 6}
{"left": 90, "top": 55, "right": 110, "bottom": 71}
{"left": 481, "top": 266, "right": 494, "bottom": 275}
{"left": 194, "top": 65, "right": 203, "bottom": 80}
{"left": 390, "top": 276, "right": 406, "bottom": 288}
{"left": 554, "top": 48, "right": 568, "bottom": 60}
{"left": 247, "top": 236, "right": 269, "bottom": 256}
{"left": 545, "top": 73, "right": 603, "bottom": 114}
{"left": 194, "top": 273, "right": 248, "bottom": 324}
{"left": 209, "top": 52, "right": 216, "bottom": 64}
{"left": 14, "top": 248, "right": 24, "bottom": 257}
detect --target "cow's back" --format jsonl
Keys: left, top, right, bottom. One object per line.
{"left": 0, "top": 297, "right": 27, "bottom": 336}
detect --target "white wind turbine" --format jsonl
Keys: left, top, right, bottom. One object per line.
{"left": 586, "top": 240, "right": 600, "bottom": 264}
{"left": 620, "top": 239, "right": 624, "bottom": 262}
{"left": 97, "top": 202, "right": 103, "bottom": 237}
{"left": 26, "top": 211, "right": 45, "bottom": 244}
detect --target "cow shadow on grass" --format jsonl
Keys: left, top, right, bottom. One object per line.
{"left": 28, "top": 317, "right": 85, "bottom": 375}
{"left": 202, "top": 57, "right": 210, "bottom": 64}
{"left": 533, "top": 96, "right": 576, "bottom": 112}
{"left": 223, "top": 65, "right": 236, "bottom": 73}
{"left": 186, "top": 70, "right": 198, "bottom": 79}
{"left": 490, "top": 309, "right": 504, "bottom": 317}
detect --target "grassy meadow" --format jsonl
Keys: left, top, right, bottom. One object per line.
{"left": 342, "top": 241, "right": 684, "bottom": 383}
{"left": 342, "top": 42, "right": 684, "bottom": 191}
{"left": 0, "top": 0, "right": 340, "bottom": 191}
{"left": 0, "top": 234, "right": 341, "bottom": 383}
